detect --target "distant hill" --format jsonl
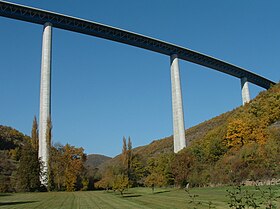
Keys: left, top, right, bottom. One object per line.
{"left": 85, "top": 154, "right": 111, "bottom": 168}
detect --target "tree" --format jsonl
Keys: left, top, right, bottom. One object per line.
{"left": 46, "top": 116, "right": 54, "bottom": 191}
{"left": 127, "top": 137, "right": 132, "bottom": 169}
{"left": 172, "top": 151, "right": 194, "bottom": 187}
{"left": 121, "top": 136, "right": 127, "bottom": 173}
{"left": 113, "top": 174, "right": 129, "bottom": 196}
{"left": 46, "top": 116, "right": 52, "bottom": 153}
{"left": 0, "top": 151, "right": 17, "bottom": 192}
{"left": 130, "top": 154, "right": 146, "bottom": 186}
{"left": 31, "top": 116, "right": 39, "bottom": 153}
{"left": 49, "top": 144, "right": 65, "bottom": 191}
{"left": 144, "top": 172, "right": 165, "bottom": 193}
{"left": 47, "top": 142, "right": 86, "bottom": 192}
{"left": 63, "top": 144, "right": 86, "bottom": 191}
{"left": 16, "top": 142, "right": 41, "bottom": 192}
{"left": 121, "top": 137, "right": 133, "bottom": 178}
{"left": 95, "top": 166, "right": 114, "bottom": 190}
{"left": 127, "top": 137, "right": 133, "bottom": 182}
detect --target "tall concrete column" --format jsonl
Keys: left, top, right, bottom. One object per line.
{"left": 39, "top": 22, "right": 52, "bottom": 185}
{"left": 170, "top": 54, "right": 186, "bottom": 153}
{"left": 241, "top": 77, "right": 250, "bottom": 105}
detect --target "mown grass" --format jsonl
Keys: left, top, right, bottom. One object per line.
{"left": 0, "top": 186, "right": 279, "bottom": 209}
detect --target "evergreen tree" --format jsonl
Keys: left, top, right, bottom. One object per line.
{"left": 17, "top": 142, "right": 41, "bottom": 192}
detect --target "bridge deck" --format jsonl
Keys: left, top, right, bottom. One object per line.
{"left": 0, "top": 0, "right": 275, "bottom": 89}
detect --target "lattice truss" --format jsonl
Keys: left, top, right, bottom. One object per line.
{"left": 0, "top": 0, "right": 274, "bottom": 89}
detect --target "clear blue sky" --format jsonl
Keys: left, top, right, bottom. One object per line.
{"left": 0, "top": 0, "right": 279, "bottom": 157}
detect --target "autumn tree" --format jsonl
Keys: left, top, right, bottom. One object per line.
{"left": 95, "top": 166, "right": 114, "bottom": 190}
{"left": 47, "top": 142, "right": 87, "bottom": 192}
{"left": 63, "top": 144, "right": 86, "bottom": 191}
{"left": 121, "top": 136, "right": 133, "bottom": 181}
{"left": 143, "top": 154, "right": 174, "bottom": 191}
{"left": 113, "top": 174, "right": 129, "bottom": 196}
{"left": 45, "top": 116, "right": 54, "bottom": 191}
{"left": 127, "top": 137, "right": 133, "bottom": 182}
{"left": 46, "top": 116, "right": 52, "bottom": 153}
{"left": 49, "top": 143, "right": 65, "bottom": 191}
{"left": 121, "top": 136, "right": 127, "bottom": 173}
{"left": 144, "top": 172, "right": 164, "bottom": 193}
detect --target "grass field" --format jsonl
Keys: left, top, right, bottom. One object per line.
{"left": 0, "top": 186, "right": 279, "bottom": 209}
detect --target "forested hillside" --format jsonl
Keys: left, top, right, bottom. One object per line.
{"left": 173, "top": 82, "right": 280, "bottom": 186}
{"left": 0, "top": 126, "right": 29, "bottom": 192}
{"left": 97, "top": 83, "right": 280, "bottom": 189}
{"left": 1, "top": 83, "right": 279, "bottom": 193}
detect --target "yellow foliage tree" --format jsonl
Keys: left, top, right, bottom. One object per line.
{"left": 63, "top": 144, "right": 86, "bottom": 192}
{"left": 113, "top": 174, "right": 129, "bottom": 196}
{"left": 225, "top": 118, "right": 252, "bottom": 148}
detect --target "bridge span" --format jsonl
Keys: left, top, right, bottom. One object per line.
{"left": 0, "top": 0, "right": 276, "bottom": 184}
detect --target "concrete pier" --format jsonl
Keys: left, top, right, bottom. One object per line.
{"left": 241, "top": 77, "right": 250, "bottom": 105}
{"left": 39, "top": 22, "right": 52, "bottom": 185}
{"left": 170, "top": 54, "right": 186, "bottom": 153}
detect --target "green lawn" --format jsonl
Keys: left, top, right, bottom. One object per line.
{"left": 0, "top": 186, "right": 279, "bottom": 209}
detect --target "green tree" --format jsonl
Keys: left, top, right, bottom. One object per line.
{"left": 130, "top": 154, "right": 146, "bottom": 186}
{"left": 16, "top": 142, "right": 41, "bottom": 192}
{"left": 0, "top": 151, "right": 17, "bottom": 192}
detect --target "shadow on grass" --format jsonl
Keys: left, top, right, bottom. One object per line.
{"left": 123, "top": 194, "right": 142, "bottom": 198}
{"left": 0, "top": 194, "right": 12, "bottom": 197}
{"left": 0, "top": 201, "right": 37, "bottom": 206}
{"left": 153, "top": 190, "right": 170, "bottom": 194}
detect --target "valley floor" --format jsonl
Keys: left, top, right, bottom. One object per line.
{"left": 0, "top": 186, "right": 279, "bottom": 209}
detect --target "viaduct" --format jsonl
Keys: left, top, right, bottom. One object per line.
{"left": 0, "top": 1, "right": 276, "bottom": 185}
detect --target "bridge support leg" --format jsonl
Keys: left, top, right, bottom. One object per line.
{"left": 39, "top": 22, "right": 52, "bottom": 185}
{"left": 170, "top": 54, "right": 186, "bottom": 153}
{"left": 241, "top": 77, "right": 250, "bottom": 105}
